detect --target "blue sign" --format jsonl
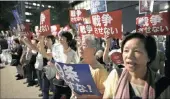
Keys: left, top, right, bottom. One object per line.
{"left": 55, "top": 62, "right": 101, "bottom": 96}
{"left": 12, "top": 10, "right": 22, "bottom": 24}
{"left": 90, "top": 0, "right": 107, "bottom": 14}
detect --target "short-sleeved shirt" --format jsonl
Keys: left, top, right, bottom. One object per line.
{"left": 104, "top": 69, "right": 170, "bottom": 99}
{"left": 104, "top": 69, "right": 144, "bottom": 98}
{"left": 89, "top": 62, "right": 109, "bottom": 94}
{"left": 103, "top": 69, "right": 119, "bottom": 98}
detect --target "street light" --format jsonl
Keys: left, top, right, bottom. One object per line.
{"left": 48, "top": 5, "right": 51, "bottom": 8}
{"left": 25, "top": 2, "right": 28, "bottom": 4}
{"left": 164, "top": 4, "right": 169, "bottom": 9}
{"left": 25, "top": 5, "right": 29, "bottom": 8}
{"left": 25, "top": 12, "right": 32, "bottom": 15}
{"left": 33, "top": 3, "right": 36, "bottom": 6}
{"left": 25, "top": 12, "right": 30, "bottom": 15}
{"left": 26, "top": 19, "right": 30, "bottom": 22}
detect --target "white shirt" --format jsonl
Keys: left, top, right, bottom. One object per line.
{"left": 63, "top": 49, "right": 79, "bottom": 64}
{"left": 52, "top": 42, "right": 64, "bottom": 63}
{"left": 34, "top": 52, "right": 44, "bottom": 70}
{"left": 52, "top": 42, "right": 79, "bottom": 64}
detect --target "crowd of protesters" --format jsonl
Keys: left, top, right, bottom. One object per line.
{"left": 0, "top": 26, "right": 170, "bottom": 99}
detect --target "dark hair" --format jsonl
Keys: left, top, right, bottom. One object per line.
{"left": 13, "top": 38, "right": 20, "bottom": 44}
{"left": 121, "top": 32, "right": 157, "bottom": 65}
{"left": 59, "top": 31, "right": 77, "bottom": 51}
{"left": 46, "top": 35, "right": 55, "bottom": 44}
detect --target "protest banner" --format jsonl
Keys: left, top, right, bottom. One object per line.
{"left": 54, "top": 62, "right": 101, "bottom": 96}
{"left": 79, "top": 24, "right": 93, "bottom": 36}
{"left": 139, "top": 0, "right": 154, "bottom": 14}
{"left": 17, "top": 23, "right": 32, "bottom": 40}
{"left": 136, "top": 12, "right": 170, "bottom": 35}
{"left": 39, "top": 9, "right": 51, "bottom": 36}
{"left": 90, "top": 10, "right": 122, "bottom": 38}
{"left": 12, "top": 9, "right": 30, "bottom": 37}
{"left": 70, "top": 9, "right": 87, "bottom": 24}
{"left": 51, "top": 25, "right": 60, "bottom": 36}
{"left": 90, "top": 0, "right": 107, "bottom": 14}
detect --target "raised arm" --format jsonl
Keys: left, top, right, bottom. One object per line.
{"left": 21, "top": 36, "right": 39, "bottom": 52}
{"left": 38, "top": 36, "right": 52, "bottom": 60}
{"left": 103, "top": 37, "right": 111, "bottom": 63}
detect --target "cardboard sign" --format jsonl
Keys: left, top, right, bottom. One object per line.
{"left": 16, "top": 23, "right": 32, "bottom": 40}
{"left": 139, "top": 0, "right": 154, "bottom": 14}
{"left": 90, "top": 10, "right": 122, "bottom": 38}
{"left": 39, "top": 9, "right": 51, "bottom": 36}
{"left": 79, "top": 24, "right": 93, "bottom": 36}
{"left": 55, "top": 62, "right": 101, "bottom": 96}
{"left": 12, "top": 9, "right": 31, "bottom": 38}
{"left": 70, "top": 9, "right": 87, "bottom": 24}
{"left": 90, "top": 0, "right": 107, "bottom": 14}
{"left": 136, "top": 12, "right": 170, "bottom": 35}
{"left": 51, "top": 25, "right": 60, "bottom": 36}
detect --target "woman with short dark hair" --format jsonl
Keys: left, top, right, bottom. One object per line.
{"left": 53, "top": 31, "right": 79, "bottom": 99}
{"left": 103, "top": 33, "right": 170, "bottom": 99}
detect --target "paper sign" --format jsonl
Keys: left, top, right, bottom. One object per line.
{"left": 79, "top": 24, "right": 93, "bottom": 36}
{"left": 70, "top": 9, "right": 87, "bottom": 24}
{"left": 90, "top": 10, "right": 122, "bottom": 38}
{"left": 55, "top": 62, "right": 101, "bottom": 96}
{"left": 51, "top": 25, "right": 60, "bottom": 36}
{"left": 18, "top": 23, "right": 32, "bottom": 40}
{"left": 90, "top": 0, "right": 107, "bottom": 14}
{"left": 136, "top": 12, "right": 170, "bottom": 35}
{"left": 12, "top": 9, "right": 29, "bottom": 37}
{"left": 39, "top": 9, "right": 51, "bottom": 36}
{"left": 139, "top": 0, "right": 154, "bottom": 14}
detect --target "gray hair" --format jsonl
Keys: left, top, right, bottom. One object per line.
{"left": 82, "top": 34, "right": 97, "bottom": 48}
